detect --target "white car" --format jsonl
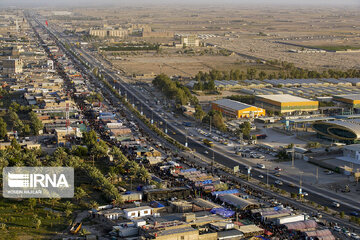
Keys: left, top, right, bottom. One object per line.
{"left": 204, "top": 150, "right": 209, "bottom": 154}
{"left": 332, "top": 202, "right": 340, "bottom": 208}
{"left": 333, "top": 226, "right": 341, "bottom": 232}
{"left": 257, "top": 163, "right": 266, "bottom": 169}
{"left": 258, "top": 175, "right": 264, "bottom": 179}
{"left": 275, "top": 180, "right": 283, "bottom": 186}
{"left": 303, "top": 192, "right": 309, "bottom": 196}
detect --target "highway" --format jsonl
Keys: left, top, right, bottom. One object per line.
{"left": 31, "top": 13, "right": 360, "bottom": 232}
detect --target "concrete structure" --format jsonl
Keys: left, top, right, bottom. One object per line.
{"left": 333, "top": 94, "right": 360, "bottom": 109}
{"left": 123, "top": 206, "right": 153, "bottom": 219}
{"left": 2, "top": 58, "right": 23, "bottom": 74}
{"left": 255, "top": 94, "right": 318, "bottom": 114}
{"left": 89, "top": 28, "right": 128, "bottom": 38}
{"left": 312, "top": 120, "right": 360, "bottom": 142}
{"left": 181, "top": 35, "right": 200, "bottom": 47}
{"left": 211, "top": 99, "right": 265, "bottom": 118}
{"left": 339, "top": 144, "right": 360, "bottom": 164}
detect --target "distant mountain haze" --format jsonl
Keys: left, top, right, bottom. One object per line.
{"left": 0, "top": 0, "right": 359, "bottom": 7}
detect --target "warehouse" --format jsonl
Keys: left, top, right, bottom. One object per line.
{"left": 211, "top": 99, "right": 265, "bottom": 118}
{"left": 255, "top": 94, "right": 318, "bottom": 114}
{"left": 333, "top": 94, "right": 360, "bottom": 109}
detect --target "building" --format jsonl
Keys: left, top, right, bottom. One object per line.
{"left": 123, "top": 206, "right": 153, "bottom": 219}
{"left": 89, "top": 28, "right": 128, "bottom": 38}
{"left": 339, "top": 144, "right": 360, "bottom": 164}
{"left": 255, "top": 94, "right": 318, "bottom": 114}
{"left": 312, "top": 120, "right": 360, "bottom": 143}
{"left": 211, "top": 99, "right": 265, "bottom": 118}
{"left": 181, "top": 35, "right": 200, "bottom": 47}
{"left": 333, "top": 94, "right": 360, "bottom": 109}
{"left": 2, "top": 58, "right": 23, "bottom": 74}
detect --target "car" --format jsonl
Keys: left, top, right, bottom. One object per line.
{"left": 326, "top": 170, "right": 334, "bottom": 175}
{"left": 288, "top": 183, "right": 296, "bottom": 188}
{"left": 303, "top": 192, "right": 309, "bottom": 196}
{"left": 351, "top": 233, "right": 359, "bottom": 239}
{"left": 333, "top": 226, "right": 341, "bottom": 232}
{"left": 350, "top": 211, "right": 359, "bottom": 216}
{"left": 258, "top": 175, "right": 264, "bottom": 179}
{"left": 332, "top": 202, "right": 340, "bottom": 208}
{"left": 274, "top": 173, "right": 281, "bottom": 177}
{"left": 343, "top": 229, "right": 351, "bottom": 237}
{"left": 204, "top": 150, "right": 209, "bottom": 154}
{"left": 275, "top": 180, "right": 283, "bottom": 185}
{"left": 257, "top": 163, "right": 266, "bottom": 169}
{"left": 274, "top": 167, "right": 282, "bottom": 171}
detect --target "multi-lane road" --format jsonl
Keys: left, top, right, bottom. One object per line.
{"left": 32, "top": 13, "right": 360, "bottom": 232}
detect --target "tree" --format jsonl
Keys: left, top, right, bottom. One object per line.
{"left": 239, "top": 121, "right": 251, "bottom": 139}
{"left": 74, "top": 187, "right": 88, "bottom": 202}
{"left": 194, "top": 104, "right": 206, "bottom": 121}
{"left": 0, "top": 117, "right": 7, "bottom": 139}
{"left": 89, "top": 200, "right": 99, "bottom": 210}
{"left": 137, "top": 165, "right": 151, "bottom": 183}
{"left": 34, "top": 218, "right": 41, "bottom": 229}
{"left": 29, "top": 111, "right": 43, "bottom": 135}
{"left": 49, "top": 198, "right": 59, "bottom": 208}
{"left": 28, "top": 198, "right": 36, "bottom": 210}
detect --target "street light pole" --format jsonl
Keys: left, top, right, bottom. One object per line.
{"left": 209, "top": 116, "right": 212, "bottom": 133}
{"left": 292, "top": 147, "right": 295, "bottom": 168}
{"left": 266, "top": 169, "right": 269, "bottom": 187}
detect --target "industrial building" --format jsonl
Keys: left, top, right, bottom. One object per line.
{"left": 255, "top": 94, "right": 318, "bottom": 114}
{"left": 180, "top": 35, "right": 200, "bottom": 47}
{"left": 211, "top": 99, "right": 265, "bottom": 119}
{"left": 338, "top": 144, "right": 360, "bottom": 165}
{"left": 333, "top": 94, "right": 360, "bottom": 109}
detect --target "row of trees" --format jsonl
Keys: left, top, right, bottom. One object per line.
{"left": 202, "top": 110, "right": 227, "bottom": 132}
{"left": 193, "top": 64, "right": 360, "bottom": 85}
{"left": 153, "top": 74, "right": 198, "bottom": 106}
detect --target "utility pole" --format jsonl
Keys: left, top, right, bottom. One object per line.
{"left": 292, "top": 147, "right": 295, "bottom": 168}
{"left": 266, "top": 168, "right": 269, "bottom": 188}
{"left": 209, "top": 116, "right": 212, "bottom": 133}
{"left": 316, "top": 167, "right": 319, "bottom": 184}
{"left": 165, "top": 121, "right": 168, "bottom": 134}
{"left": 212, "top": 150, "right": 215, "bottom": 174}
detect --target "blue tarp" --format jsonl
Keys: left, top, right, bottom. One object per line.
{"left": 150, "top": 201, "right": 165, "bottom": 208}
{"left": 181, "top": 168, "right": 197, "bottom": 173}
{"left": 211, "top": 189, "right": 239, "bottom": 196}
{"left": 210, "top": 208, "right": 235, "bottom": 218}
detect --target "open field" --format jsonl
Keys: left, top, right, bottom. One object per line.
{"left": 44, "top": 5, "right": 360, "bottom": 75}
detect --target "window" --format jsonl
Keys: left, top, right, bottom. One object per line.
{"left": 131, "top": 212, "right": 136, "bottom": 216}
{"left": 143, "top": 210, "right": 148, "bottom": 214}
{"left": 181, "top": 236, "right": 184, "bottom": 240}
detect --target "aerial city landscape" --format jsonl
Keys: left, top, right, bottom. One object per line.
{"left": 0, "top": 0, "right": 360, "bottom": 239}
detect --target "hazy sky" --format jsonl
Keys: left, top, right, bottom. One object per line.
{"left": 0, "top": 0, "right": 359, "bottom": 8}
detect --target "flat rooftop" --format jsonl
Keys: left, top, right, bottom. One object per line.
{"left": 334, "top": 94, "right": 360, "bottom": 101}
{"left": 213, "top": 99, "right": 254, "bottom": 110}
{"left": 256, "top": 94, "right": 314, "bottom": 103}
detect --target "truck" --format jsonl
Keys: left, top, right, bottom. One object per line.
{"left": 203, "top": 139, "right": 214, "bottom": 147}
{"left": 275, "top": 214, "right": 305, "bottom": 225}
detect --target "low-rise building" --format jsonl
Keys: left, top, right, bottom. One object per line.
{"left": 123, "top": 206, "right": 153, "bottom": 219}
{"left": 211, "top": 99, "right": 265, "bottom": 118}
{"left": 255, "top": 94, "right": 318, "bottom": 114}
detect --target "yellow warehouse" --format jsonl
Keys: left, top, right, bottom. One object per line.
{"left": 211, "top": 99, "right": 265, "bottom": 119}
